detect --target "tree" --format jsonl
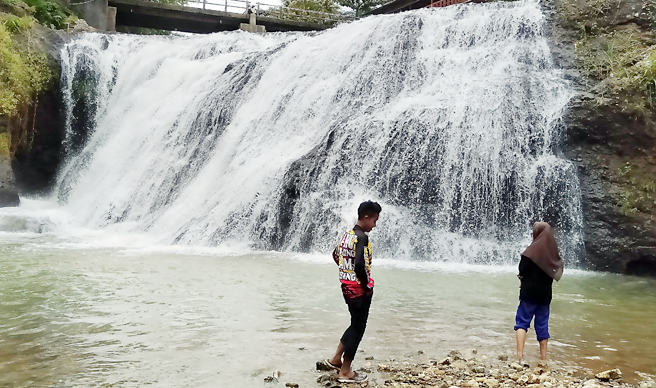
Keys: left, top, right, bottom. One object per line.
{"left": 337, "top": 0, "right": 386, "bottom": 17}
{"left": 263, "top": 0, "right": 344, "bottom": 24}
{"left": 282, "top": 0, "right": 339, "bottom": 14}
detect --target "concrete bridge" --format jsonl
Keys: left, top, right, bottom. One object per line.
{"left": 66, "top": 0, "right": 480, "bottom": 34}
{"left": 106, "top": 0, "right": 336, "bottom": 33}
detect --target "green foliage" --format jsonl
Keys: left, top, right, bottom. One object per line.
{"left": 0, "top": 15, "right": 51, "bottom": 116}
{"left": 560, "top": 0, "right": 656, "bottom": 116}
{"left": 2, "top": 13, "right": 33, "bottom": 32}
{"left": 263, "top": 0, "right": 345, "bottom": 24}
{"left": 21, "top": 0, "right": 75, "bottom": 29}
{"left": 337, "top": 0, "right": 385, "bottom": 16}
{"left": 283, "top": 0, "right": 339, "bottom": 14}
{"left": 575, "top": 27, "right": 656, "bottom": 114}
{"left": 618, "top": 161, "right": 633, "bottom": 177}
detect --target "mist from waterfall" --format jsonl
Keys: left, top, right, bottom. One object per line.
{"left": 52, "top": 0, "right": 582, "bottom": 264}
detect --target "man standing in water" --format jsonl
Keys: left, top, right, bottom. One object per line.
{"left": 514, "top": 222, "right": 564, "bottom": 362}
{"left": 322, "top": 201, "right": 381, "bottom": 383}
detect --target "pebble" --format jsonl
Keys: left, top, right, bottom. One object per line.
{"left": 595, "top": 368, "right": 622, "bottom": 380}
{"left": 313, "top": 353, "right": 634, "bottom": 388}
{"left": 484, "top": 378, "right": 500, "bottom": 388}
{"left": 449, "top": 350, "right": 465, "bottom": 360}
{"left": 511, "top": 362, "right": 524, "bottom": 371}
{"left": 583, "top": 379, "right": 606, "bottom": 388}
{"left": 439, "top": 357, "right": 453, "bottom": 365}
{"left": 464, "top": 379, "right": 480, "bottom": 388}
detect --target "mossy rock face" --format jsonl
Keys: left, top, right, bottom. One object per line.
{"left": 543, "top": 0, "right": 656, "bottom": 274}
{"left": 0, "top": 0, "right": 70, "bottom": 195}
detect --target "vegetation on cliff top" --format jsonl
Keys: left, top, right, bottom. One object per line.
{"left": 559, "top": 0, "right": 656, "bottom": 116}
{"left": 0, "top": 0, "right": 76, "bottom": 115}
{"left": 0, "top": 13, "right": 51, "bottom": 116}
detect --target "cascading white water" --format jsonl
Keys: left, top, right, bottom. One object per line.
{"left": 52, "top": 0, "right": 583, "bottom": 263}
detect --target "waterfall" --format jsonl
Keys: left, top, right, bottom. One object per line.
{"left": 54, "top": 0, "right": 583, "bottom": 264}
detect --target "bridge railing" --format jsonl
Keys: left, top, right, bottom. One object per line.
{"left": 182, "top": 0, "right": 355, "bottom": 24}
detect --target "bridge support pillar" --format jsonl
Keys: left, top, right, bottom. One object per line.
{"left": 107, "top": 6, "right": 116, "bottom": 31}
{"left": 239, "top": 11, "right": 265, "bottom": 33}
{"left": 67, "top": 0, "right": 115, "bottom": 31}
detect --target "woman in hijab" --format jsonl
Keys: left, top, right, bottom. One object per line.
{"left": 514, "top": 222, "right": 564, "bottom": 361}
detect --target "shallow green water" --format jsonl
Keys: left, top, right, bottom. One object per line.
{"left": 1, "top": 234, "right": 655, "bottom": 387}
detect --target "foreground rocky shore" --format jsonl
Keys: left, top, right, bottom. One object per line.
{"left": 309, "top": 351, "right": 655, "bottom": 388}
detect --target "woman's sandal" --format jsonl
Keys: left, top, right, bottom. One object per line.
{"left": 337, "top": 372, "right": 368, "bottom": 383}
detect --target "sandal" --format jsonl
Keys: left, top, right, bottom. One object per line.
{"left": 338, "top": 372, "right": 368, "bottom": 383}
{"left": 321, "top": 359, "right": 341, "bottom": 371}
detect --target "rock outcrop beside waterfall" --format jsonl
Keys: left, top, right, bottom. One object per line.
{"left": 11, "top": 26, "right": 69, "bottom": 195}
{"left": 543, "top": 0, "right": 656, "bottom": 274}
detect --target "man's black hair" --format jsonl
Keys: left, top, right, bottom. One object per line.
{"left": 358, "top": 201, "right": 382, "bottom": 219}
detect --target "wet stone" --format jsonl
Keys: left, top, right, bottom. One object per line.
{"left": 595, "top": 368, "right": 622, "bottom": 381}
{"left": 317, "top": 374, "right": 336, "bottom": 386}
{"left": 438, "top": 357, "right": 453, "bottom": 365}
{"left": 449, "top": 350, "right": 465, "bottom": 360}
{"left": 484, "top": 378, "right": 500, "bottom": 388}
{"left": 511, "top": 363, "right": 524, "bottom": 371}
{"left": 263, "top": 376, "right": 278, "bottom": 383}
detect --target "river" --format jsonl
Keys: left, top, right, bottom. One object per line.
{"left": 1, "top": 225, "right": 654, "bottom": 387}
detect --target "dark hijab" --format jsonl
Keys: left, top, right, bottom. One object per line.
{"left": 521, "top": 222, "right": 564, "bottom": 281}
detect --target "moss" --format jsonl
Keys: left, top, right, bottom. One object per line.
{"left": 611, "top": 161, "right": 656, "bottom": 216}
{"left": 0, "top": 13, "right": 52, "bottom": 116}
{"left": 0, "top": 132, "right": 9, "bottom": 157}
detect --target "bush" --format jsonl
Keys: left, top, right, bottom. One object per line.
{"left": 0, "top": 15, "right": 51, "bottom": 116}
{"left": 21, "top": 0, "right": 76, "bottom": 29}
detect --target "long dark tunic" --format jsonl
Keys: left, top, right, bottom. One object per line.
{"left": 519, "top": 255, "right": 553, "bottom": 305}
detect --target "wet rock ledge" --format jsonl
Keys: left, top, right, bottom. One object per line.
{"left": 314, "top": 351, "right": 652, "bottom": 388}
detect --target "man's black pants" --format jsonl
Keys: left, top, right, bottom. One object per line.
{"left": 340, "top": 293, "right": 372, "bottom": 360}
